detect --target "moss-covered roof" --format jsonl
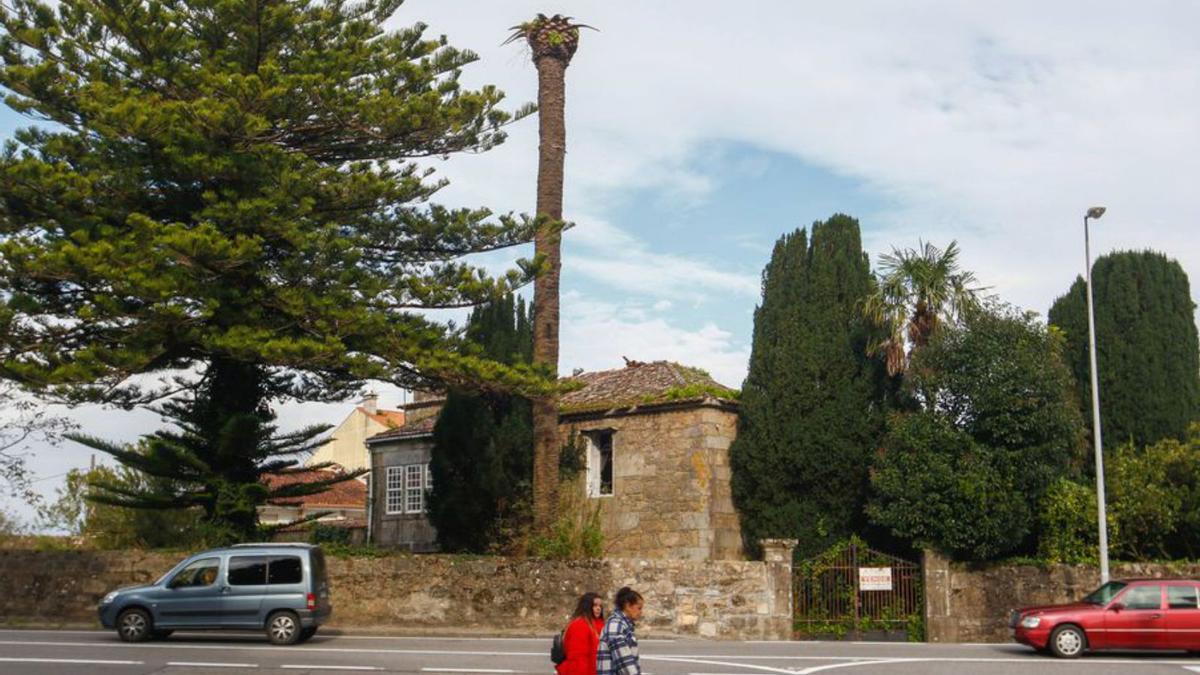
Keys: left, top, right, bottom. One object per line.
{"left": 558, "top": 360, "right": 738, "bottom": 415}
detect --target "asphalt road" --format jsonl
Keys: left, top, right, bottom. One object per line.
{"left": 3, "top": 629, "right": 1200, "bottom": 675}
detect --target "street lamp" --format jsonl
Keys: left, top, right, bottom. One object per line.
{"left": 1084, "top": 205, "right": 1109, "bottom": 583}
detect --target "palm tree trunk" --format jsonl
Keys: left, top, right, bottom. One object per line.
{"left": 531, "top": 54, "right": 567, "bottom": 533}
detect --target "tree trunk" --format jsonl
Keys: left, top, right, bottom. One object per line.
{"left": 531, "top": 54, "right": 568, "bottom": 533}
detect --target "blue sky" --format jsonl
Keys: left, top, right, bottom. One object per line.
{"left": 3, "top": 0, "right": 1199, "bottom": 524}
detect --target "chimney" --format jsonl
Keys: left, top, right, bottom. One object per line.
{"left": 361, "top": 390, "right": 379, "bottom": 415}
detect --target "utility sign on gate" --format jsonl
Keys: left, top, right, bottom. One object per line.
{"left": 859, "top": 567, "right": 893, "bottom": 591}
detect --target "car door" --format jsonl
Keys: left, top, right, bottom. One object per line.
{"left": 1166, "top": 584, "right": 1200, "bottom": 650}
{"left": 1105, "top": 584, "right": 1166, "bottom": 650}
{"left": 222, "top": 555, "right": 268, "bottom": 628}
{"left": 266, "top": 555, "right": 306, "bottom": 613}
{"left": 148, "top": 556, "right": 223, "bottom": 628}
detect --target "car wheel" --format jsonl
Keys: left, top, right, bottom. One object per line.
{"left": 151, "top": 629, "right": 173, "bottom": 640}
{"left": 299, "top": 627, "right": 318, "bottom": 642}
{"left": 117, "top": 608, "right": 153, "bottom": 643}
{"left": 266, "top": 611, "right": 302, "bottom": 645}
{"left": 1049, "top": 624, "right": 1086, "bottom": 659}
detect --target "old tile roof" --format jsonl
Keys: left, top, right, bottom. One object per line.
{"left": 559, "top": 360, "right": 738, "bottom": 415}
{"left": 365, "top": 414, "right": 437, "bottom": 443}
{"left": 360, "top": 407, "right": 405, "bottom": 429}
{"left": 366, "top": 360, "right": 739, "bottom": 444}
{"left": 264, "top": 468, "right": 367, "bottom": 509}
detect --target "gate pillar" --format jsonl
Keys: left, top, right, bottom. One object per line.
{"left": 761, "top": 538, "right": 798, "bottom": 640}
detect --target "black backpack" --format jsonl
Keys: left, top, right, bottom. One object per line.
{"left": 550, "top": 629, "right": 567, "bottom": 665}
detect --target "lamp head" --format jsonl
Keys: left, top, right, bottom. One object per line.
{"left": 1086, "top": 206, "right": 1107, "bottom": 219}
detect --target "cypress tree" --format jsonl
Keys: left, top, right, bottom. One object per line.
{"left": 730, "top": 214, "right": 883, "bottom": 558}
{"left": 1048, "top": 251, "right": 1200, "bottom": 449}
{"left": 428, "top": 295, "right": 534, "bottom": 553}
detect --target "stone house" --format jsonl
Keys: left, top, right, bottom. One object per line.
{"left": 366, "top": 361, "right": 743, "bottom": 560}
{"left": 307, "top": 392, "right": 405, "bottom": 473}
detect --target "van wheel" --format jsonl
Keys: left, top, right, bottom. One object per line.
{"left": 299, "top": 627, "right": 318, "bottom": 642}
{"left": 1049, "top": 624, "right": 1086, "bottom": 658}
{"left": 266, "top": 611, "right": 301, "bottom": 645}
{"left": 117, "top": 608, "right": 153, "bottom": 643}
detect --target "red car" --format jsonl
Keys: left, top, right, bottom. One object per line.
{"left": 1010, "top": 579, "right": 1200, "bottom": 658}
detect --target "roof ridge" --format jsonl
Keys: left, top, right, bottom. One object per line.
{"left": 665, "top": 361, "right": 687, "bottom": 386}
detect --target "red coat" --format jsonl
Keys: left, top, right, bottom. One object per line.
{"left": 556, "top": 616, "right": 605, "bottom": 675}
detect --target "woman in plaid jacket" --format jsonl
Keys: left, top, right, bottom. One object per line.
{"left": 596, "top": 587, "right": 644, "bottom": 675}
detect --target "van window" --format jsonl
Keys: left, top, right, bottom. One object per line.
{"left": 170, "top": 557, "right": 220, "bottom": 588}
{"left": 311, "top": 548, "right": 328, "bottom": 586}
{"left": 268, "top": 556, "right": 303, "bottom": 585}
{"left": 228, "top": 556, "right": 268, "bottom": 586}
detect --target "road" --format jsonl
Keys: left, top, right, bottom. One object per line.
{"left": 2, "top": 630, "right": 1200, "bottom": 675}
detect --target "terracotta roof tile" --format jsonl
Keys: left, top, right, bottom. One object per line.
{"left": 366, "top": 414, "right": 437, "bottom": 443}
{"left": 359, "top": 407, "right": 405, "bottom": 429}
{"left": 264, "top": 468, "right": 367, "bottom": 509}
{"left": 559, "top": 360, "right": 738, "bottom": 414}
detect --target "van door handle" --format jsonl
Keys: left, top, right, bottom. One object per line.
{"left": 220, "top": 586, "right": 231, "bottom": 594}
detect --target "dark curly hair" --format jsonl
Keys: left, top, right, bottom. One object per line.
{"left": 614, "top": 586, "right": 643, "bottom": 612}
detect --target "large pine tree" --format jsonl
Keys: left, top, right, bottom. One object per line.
{"left": 1048, "top": 251, "right": 1200, "bottom": 449}
{"left": 0, "top": 0, "right": 551, "bottom": 539}
{"left": 730, "top": 214, "right": 883, "bottom": 558}
{"left": 428, "top": 294, "right": 533, "bottom": 553}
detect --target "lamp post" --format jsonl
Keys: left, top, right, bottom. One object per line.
{"left": 1084, "top": 205, "right": 1109, "bottom": 583}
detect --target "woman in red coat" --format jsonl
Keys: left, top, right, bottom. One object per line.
{"left": 557, "top": 592, "right": 605, "bottom": 675}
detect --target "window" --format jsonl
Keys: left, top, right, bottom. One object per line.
{"left": 386, "top": 465, "right": 405, "bottom": 514}
{"left": 586, "top": 430, "right": 614, "bottom": 498}
{"left": 268, "top": 556, "right": 303, "bottom": 585}
{"left": 169, "top": 557, "right": 219, "bottom": 589}
{"left": 405, "top": 464, "right": 425, "bottom": 513}
{"left": 1121, "top": 585, "right": 1162, "bottom": 610}
{"left": 228, "top": 556, "right": 268, "bottom": 586}
{"left": 1169, "top": 586, "right": 1199, "bottom": 610}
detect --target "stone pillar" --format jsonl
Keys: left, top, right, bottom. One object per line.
{"left": 923, "top": 548, "right": 956, "bottom": 643}
{"left": 760, "top": 538, "right": 798, "bottom": 640}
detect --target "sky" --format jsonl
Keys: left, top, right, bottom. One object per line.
{"left": 2, "top": 0, "right": 1199, "bottom": 524}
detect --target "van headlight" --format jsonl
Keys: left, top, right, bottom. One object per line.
{"left": 1020, "top": 616, "right": 1042, "bottom": 629}
{"left": 101, "top": 591, "right": 118, "bottom": 605}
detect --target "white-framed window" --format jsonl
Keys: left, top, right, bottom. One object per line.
{"left": 585, "top": 430, "right": 615, "bottom": 498}
{"left": 405, "top": 464, "right": 425, "bottom": 514}
{"left": 385, "top": 466, "right": 405, "bottom": 515}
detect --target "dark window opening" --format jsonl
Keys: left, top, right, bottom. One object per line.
{"left": 228, "top": 556, "right": 268, "bottom": 586}
{"left": 268, "top": 556, "right": 303, "bottom": 585}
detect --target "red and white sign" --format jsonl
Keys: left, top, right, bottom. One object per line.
{"left": 859, "top": 567, "right": 893, "bottom": 591}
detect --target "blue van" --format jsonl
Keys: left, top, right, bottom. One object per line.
{"left": 98, "top": 543, "right": 332, "bottom": 645}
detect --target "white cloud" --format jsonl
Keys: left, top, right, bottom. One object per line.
{"left": 560, "top": 292, "right": 748, "bottom": 388}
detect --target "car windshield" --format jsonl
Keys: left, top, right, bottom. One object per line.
{"left": 1082, "top": 581, "right": 1128, "bottom": 605}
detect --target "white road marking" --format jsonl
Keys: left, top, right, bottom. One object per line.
{"left": 421, "top": 669, "right": 518, "bottom": 673}
{"left": 796, "top": 660, "right": 919, "bottom": 674}
{"left": 1183, "top": 667, "right": 1200, "bottom": 673}
{"left": 0, "top": 656, "right": 144, "bottom": 665}
{"left": 282, "top": 666, "right": 382, "bottom": 671}
{"left": 420, "top": 662, "right": 518, "bottom": 667}
{"left": 168, "top": 658, "right": 259, "bottom": 662}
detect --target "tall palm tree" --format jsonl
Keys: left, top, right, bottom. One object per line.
{"left": 862, "top": 240, "right": 982, "bottom": 376}
{"left": 506, "top": 14, "right": 591, "bottom": 532}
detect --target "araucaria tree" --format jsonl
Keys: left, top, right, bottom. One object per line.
{"left": 507, "top": 14, "right": 590, "bottom": 532}
{"left": 0, "top": 0, "right": 549, "bottom": 540}
{"left": 730, "top": 215, "right": 883, "bottom": 557}
{"left": 863, "top": 241, "right": 982, "bottom": 377}
{"left": 1048, "top": 250, "right": 1200, "bottom": 449}
{"left": 428, "top": 294, "right": 534, "bottom": 553}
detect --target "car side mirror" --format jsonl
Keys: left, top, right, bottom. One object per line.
{"left": 1109, "top": 602, "right": 1125, "bottom": 612}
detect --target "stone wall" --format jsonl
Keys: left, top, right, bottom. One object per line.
{"left": 560, "top": 402, "right": 742, "bottom": 561}
{"left": 923, "top": 550, "right": 1200, "bottom": 643}
{"left": 0, "top": 543, "right": 796, "bottom": 640}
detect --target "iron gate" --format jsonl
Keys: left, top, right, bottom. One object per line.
{"left": 793, "top": 538, "right": 922, "bottom": 639}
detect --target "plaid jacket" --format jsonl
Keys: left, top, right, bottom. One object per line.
{"left": 595, "top": 610, "right": 639, "bottom": 675}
